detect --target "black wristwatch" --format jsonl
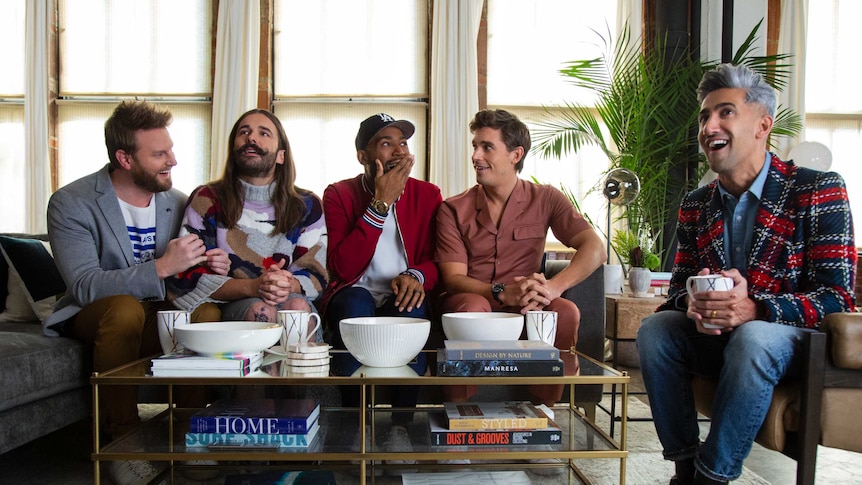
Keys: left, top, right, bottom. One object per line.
{"left": 491, "top": 283, "right": 505, "bottom": 304}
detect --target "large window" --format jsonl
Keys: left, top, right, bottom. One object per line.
{"left": 272, "top": 0, "right": 428, "bottom": 198}
{"left": 486, "top": 0, "right": 618, "bottom": 245}
{"left": 804, "top": 0, "right": 862, "bottom": 244}
{"left": 57, "top": 0, "right": 213, "bottom": 196}
{"left": 0, "top": 0, "right": 25, "bottom": 232}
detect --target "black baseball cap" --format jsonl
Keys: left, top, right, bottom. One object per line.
{"left": 355, "top": 113, "right": 415, "bottom": 151}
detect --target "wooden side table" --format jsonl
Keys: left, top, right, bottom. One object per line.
{"left": 605, "top": 293, "right": 661, "bottom": 368}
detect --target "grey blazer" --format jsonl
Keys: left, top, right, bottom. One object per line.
{"left": 43, "top": 164, "right": 187, "bottom": 336}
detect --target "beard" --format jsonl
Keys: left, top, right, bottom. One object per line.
{"left": 130, "top": 158, "right": 172, "bottom": 193}
{"left": 234, "top": 143, "right": 279, "bottom": 178}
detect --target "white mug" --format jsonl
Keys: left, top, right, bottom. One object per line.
{"left": 157, "top": 310, "right": 191, "bottom": 354}
{"left": 686, "top": 275, "right": 734, "bottom": 329}
{"left": 526, "top": 310, "right": 558, "bottom": 346}
{"left": 277, "top": 310, "right": 321, "bottom": 352}
{"left": 604, "top": 264, "right": 624, "bottom": 295}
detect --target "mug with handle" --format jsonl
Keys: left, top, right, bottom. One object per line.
{"left": 685, "top": 275, "right": 734, "bottom": 329}
{"left": 276, "top": 310, "right": 321, "bottom": 353}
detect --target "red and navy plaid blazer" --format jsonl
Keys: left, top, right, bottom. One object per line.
{"left": 659, "top": 154, "right": 857, "bottom": 328}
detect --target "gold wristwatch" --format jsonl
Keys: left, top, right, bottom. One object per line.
{"left": 369, "top": 198, "right": 390, "bottom": 215}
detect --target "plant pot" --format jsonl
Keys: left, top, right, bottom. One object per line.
{"left": 628, "top": 267, "right": 652, "bottom": 298}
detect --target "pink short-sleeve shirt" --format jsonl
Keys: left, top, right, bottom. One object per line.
{"left": 435, "top": 179, "right": 591, "bottom": 284}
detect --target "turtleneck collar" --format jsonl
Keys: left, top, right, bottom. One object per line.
{"left": 239, "top": 178, "right": 275, "bottom": 202}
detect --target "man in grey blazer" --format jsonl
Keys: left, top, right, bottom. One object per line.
{"left": 44, "top": 101, "right": 226, "bottom": 485}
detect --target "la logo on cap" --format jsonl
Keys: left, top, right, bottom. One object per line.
{"left": 378, "top": 113, "right": 395, "bottom": 123}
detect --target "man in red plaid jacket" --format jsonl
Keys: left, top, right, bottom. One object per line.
{"left": 638, "top": 63, "right": 856, "bottom": 485}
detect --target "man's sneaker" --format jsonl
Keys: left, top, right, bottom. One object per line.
{"left": 350, "top": 425, "right": 382, "bottom": 476}
{"left": 108, "top": 460, "right": 165, "bottom": 485}
{"left": 438, "top": 458, "right": 471, "bottom": 465}
{"left": 383, "top": 425, "right": 416, "bottom": 466}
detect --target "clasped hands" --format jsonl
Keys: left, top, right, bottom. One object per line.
{"left": 507, "top": 273, "right": 562, "bottom": 314}
{"left": 256, "top": 259, "right": 299, "bottom": 306}
{"left": 686, "top": 268, "right": 758, "bottom": 334}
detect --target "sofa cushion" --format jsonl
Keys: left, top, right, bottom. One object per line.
{"left": 0, "top": 322, "right": 90, "bottom": 414}
{"left": 822, "top": 312, "right": 862, "bottom": 369}
{"left": 0, "top": 236, "right": 66, "bottom": 322}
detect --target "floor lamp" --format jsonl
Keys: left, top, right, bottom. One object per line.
{"left": 602, "top": 168, "right": 640, "bottom": 261}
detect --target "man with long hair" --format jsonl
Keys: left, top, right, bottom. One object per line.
{"left": 45, "top": 100, "right": 224, "bottom": 484}
{"left": 168, "top": 109, "right": 327, "bottom": 329}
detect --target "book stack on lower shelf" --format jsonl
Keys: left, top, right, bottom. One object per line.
{"left": 436, "top": 340, "right": 564, "bottom": 376}
{"left": 429, "top": 401, "right": 562, "bottom": 447}
{"left": 150, "top": 351, "right": 264, "bottom": 377}
{"left": 185, "top": 398, "right": 321, "bottom": 450}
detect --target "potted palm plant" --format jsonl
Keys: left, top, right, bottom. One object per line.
{"left": 533, "top": 19, "right": 802, "bottom": 270}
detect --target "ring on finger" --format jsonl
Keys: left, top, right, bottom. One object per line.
{"left": 711, "top": 310, "right": 717, "bottom": 318}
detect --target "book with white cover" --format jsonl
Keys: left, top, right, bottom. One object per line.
{"left": 151, "top": 351, "right": 264, "bottom": 370}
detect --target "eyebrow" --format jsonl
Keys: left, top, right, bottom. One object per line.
{"left": 239, "top": 124, "right": 273, "bottom": 134}
{"left": 700, "top": 101, "right": 737, "bottom": 115}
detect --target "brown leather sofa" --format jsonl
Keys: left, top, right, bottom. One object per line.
{"left": 693, "top": 309, "right": 862, "bottom": 485}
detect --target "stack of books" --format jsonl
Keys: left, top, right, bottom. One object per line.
{"left": 281, "top": 342, "right": 331, "bottom": 376}
{"left": 429, "top": 401, "right": 561, "bottom": 447}
{"left": 185, "top": 398, "right": 321, "bottom": 449}
{"left": 150, "top": 351, "right": 264, "bottom": 377}
{"left": 436, "top": 340, "right": 564, "bottom": 377}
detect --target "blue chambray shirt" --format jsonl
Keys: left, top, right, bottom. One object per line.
{"left": 716, "top": 152, "right": 772, "bottom": 275}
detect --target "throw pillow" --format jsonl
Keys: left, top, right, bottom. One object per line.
{"left": 0, "top": 236, "right": 66, "bottom": 322}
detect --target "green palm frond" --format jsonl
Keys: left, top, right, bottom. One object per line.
{"left": 532, "top": 18, "right": 803, "bottom": 270}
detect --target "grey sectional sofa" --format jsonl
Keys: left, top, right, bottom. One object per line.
{"left": 0, "top": 233, "right": 91, "bottom": 455}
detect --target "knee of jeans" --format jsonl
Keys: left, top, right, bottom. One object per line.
{"left": 243, "top": 301, "right": 277, "bottom": 322}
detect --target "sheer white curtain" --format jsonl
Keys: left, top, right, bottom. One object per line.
{"left": 429, "top": 0, "right": 483, "bottom": 198}
{"left": 24, "top": 0, "right": 50, "bottom": 233}
{"left": 775, "top": 0, "right": 808, "bottom": 158}
{"left": 210, "top": 0, "right": 260, "bottom": 180}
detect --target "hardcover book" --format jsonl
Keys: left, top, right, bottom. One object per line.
{"left": 441, "top": 340, "right": 559, "bottom": 361}
{"left": 189, "top": 398, "right": 320, "bottom": 434}
{"left": 444, "top": 401, "right": 549, "bottom": 430}
{"left": 428, "top": 412, "right": 561, "bottom": 446}
{"left": 150, "top": 366, "right": 259, "bottom": 377}
{"left": 436, "top": 351, "right": 564, "bottom": 377}
{"left": 185, "top": 421, "right": 320, "bottom": 448}
{"left": 151, "top": 351, "right": 264, "bottom": 370}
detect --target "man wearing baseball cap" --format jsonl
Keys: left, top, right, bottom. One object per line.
{"left": 321, "top": 113, "right": 442, "bottom": 462}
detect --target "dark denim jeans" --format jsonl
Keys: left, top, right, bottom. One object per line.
{"left": 637, "top": 310, "right": 808, "bottom": 481}
{"left": 326, "top": 286, "right": 428, "bottom": 426}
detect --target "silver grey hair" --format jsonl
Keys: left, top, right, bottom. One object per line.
{"left": 697, "top": 63, "right": 776, "bottom": 117}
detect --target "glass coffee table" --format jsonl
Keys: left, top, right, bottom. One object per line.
{"left": 91, "top": 349, "right": 630, "bottom": 484}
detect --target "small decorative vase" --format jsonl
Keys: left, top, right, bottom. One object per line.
{"left": 628, "top": 267, "right": 652, "bottom": 297}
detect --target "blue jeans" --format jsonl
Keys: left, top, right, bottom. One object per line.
{"left": 637, "top": 310, "right": 809, "bottom": 481}
{"left": 326, "top": 287, "right": 428, "bottom": 425}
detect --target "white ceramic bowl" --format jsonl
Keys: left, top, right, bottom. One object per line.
{"left": 441, "top": 312, "right": 524, "bottom": 341}
{"left": 339, "top": 317, "right": 430, "bottom": 367}
{"left": 175, "top": 321, "right": 281, "bottom": 356}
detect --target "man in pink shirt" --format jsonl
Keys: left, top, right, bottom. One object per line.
{"left": 435, "top": 109, "right": 606, "bottom": 405}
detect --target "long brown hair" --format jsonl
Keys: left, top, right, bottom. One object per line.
{"left": 213, "top": 109, "right": 309, "bottom": 235}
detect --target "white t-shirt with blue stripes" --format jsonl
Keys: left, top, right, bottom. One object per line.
{"left": 119, "top": 197, "right": 157, "bottom": 265}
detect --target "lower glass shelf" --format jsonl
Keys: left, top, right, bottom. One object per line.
{"left": 98, "top": 405, "right": 621, "bottom": 458}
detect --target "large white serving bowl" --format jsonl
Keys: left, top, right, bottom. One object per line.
{"left": 175, "top": 321, "right": 281, "bottom": 356}
{"left": 441, "top": 312, "right": 524, "bottom": 341}
{"left": 339, "top": 317, "right": 430, "bottom": 367}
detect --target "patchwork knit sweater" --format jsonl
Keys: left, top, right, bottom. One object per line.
{"left": 167, "top": 180, "right": 328, "bottom": 311}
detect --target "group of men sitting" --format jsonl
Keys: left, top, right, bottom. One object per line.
{"left": 41, "top": 63, "right": 857, "bottom": 485}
